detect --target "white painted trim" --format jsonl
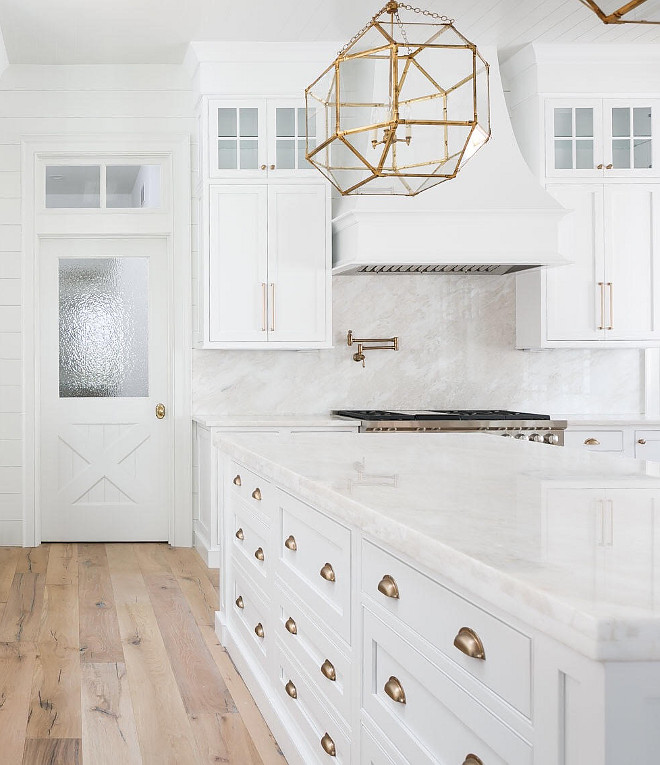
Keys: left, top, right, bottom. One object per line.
{"left": 21, "top": 134, "right": 192, "bottom": 547}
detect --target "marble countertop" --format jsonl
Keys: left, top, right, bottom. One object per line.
{"left": 193, "top": 414, "right": 359, "bottom": 429}
{"left": 216, "top": 431, "right": 660, "bottom": 661}
{"left": 557, "top": 414, "right": 660, "bottom": 427}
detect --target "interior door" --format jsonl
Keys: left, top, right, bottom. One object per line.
{"left": 39, "top": 236, "right": 171, "bottom": 541}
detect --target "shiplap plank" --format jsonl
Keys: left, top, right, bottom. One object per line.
{"left": 0, "top": 332, "right": 21, "bottom": 359}
{"left": 0, "top": 520, "right": 22, "bottom": 545}
{"left": 0, "top": 252, "right": 21, "bottom": 278}
{"left": 0, "top": 198, "right": 21, "bottom": 221}
{"left": 0, "top": 145, "right": 21, "bottom": 172}
{"left": 0, "top": 359, "right": 21, "bottom": 385}
{"left": 0, "top": 228, "right": 21, "bottom": 253}
{"left": 0, "top": 171, "right": 20, "bottom": 198}
{"left": 0, "top": 386, "right": 21, "bottom": 412}
{"left": 0, "top": 496, "right": 22, "bottom": 522}
{"left": 0, "top": 466, "right": 21, "bottom": 493}
{"left": 0, "top": 305, "right": 21, "bottom": 332}
{"left": 0, "top": 642, "right": 38, "bottom": 764}
{"left": 0, "top": 439, "right": 21, "bottom": 465}
{"left": 0, "top": 412, "right": 22, "bottom": 438}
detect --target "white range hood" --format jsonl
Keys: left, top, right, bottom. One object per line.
{"left": 331, "top": 48, "right": 568, "bottom": 275}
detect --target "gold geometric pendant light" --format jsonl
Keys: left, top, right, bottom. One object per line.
{"left": 578, "top": 0, "right": 660, "bottom": 23}
{"left": 304, "top": 2, "right": 491, "bottom": 196}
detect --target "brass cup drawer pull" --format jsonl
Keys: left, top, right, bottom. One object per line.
{"left": 285, "top": 680, "right": 297, "bottom": 699}
{"left": 320, "top": 733, "right": 336, "bottom": 757}
{"left": 233, "top": 474, "right": 241, "bottom": 486}
{"left": 235, "top": 528, "right": 244, "bottom": 541}
{"left": 638, "top": 438, "right": 647, "bottom": 445}
{"left": 377, "top": 574, "right": 400, "bottom": 599}
{"left": 453, "top": 627, "right": 486, "bottom": 660}
{"left": 251, "top": 488, "right": 262, "bottom": 501}
{"left": 254, "top": 547, "right": 265, "bottom": 562}
{"left": 235, "top": 595, "right": 244, "bottom": 609}
{"left": 284, "top": 535, "right": 297, "bottom": 551}
{"left": 285, "top": 617, "right": 297, "bottom": 635}
{"left": 320, "top": 659, "right": 336, "bottom": 681}
{"left": 254, "top": 623, "right": 264, "bottom": 639}
{"left": 319, "top": 562, "right": 336, "bottom": 582}
{"left": 463, "top": 756, "right": 484, "bottom": 765}
{"left": 584, "top": 438, "right": 600, "bottom": 446}
{"left": 384, "top": 675, "right": 406, "bottom": 704}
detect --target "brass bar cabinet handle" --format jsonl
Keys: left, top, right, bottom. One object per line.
{"left": 233, "top": 474, "right": 242, "bottom": 486}
{"left": 235, "top": 595, "right": 244, "bottom": 609}
{"left": 607, "top": 282, "right": 613, "bottom": 330}
{"left": 453, "top": 627, "right": 486, "bottom": 660}
{"left": 235, "top": 528, "right": 244, "bottom": 541}
{"left": 320, "top": 659, "right": 336, "bottom": 681}
{"left": 285, "top": 680, "right": 297, "bottom": 699}
{"left": 377, "top": 574, "right": 399, "bottom": 599}
{"left": 638, "top": 439, "right": 647, "bottom": 445}
{"left": 254, "top": 547, "right": 264, "bottom": 562}
{"left": 252, "top": 488, "right": 262, "bottom": 501}
{"left": 155, "top": 403, "right": 166, "bottom": 419}
{"left": 383, "top": 676, "right": 406, "bottom": 704}
{"left": 584, "top": 438, "right": 600, "bottom": 445}
{"left": 320, "top": 563, "right": 336, "bottom": 582}
{"left": 261, "top": 282, "right": 267, "bottom": 331}
{"left": 254, "top": 623, "right": 264, "bottom": 638}
{"left": 284, "top": 535, "right": 297, "bottom": 551}
{"left": 285, "top": 617, "right": 297, "bottom": 635}
{"left": 597, "top": 281, "right": 605, "bottom": 330}
{"left": 463, "top": 756, "right": 484, "bottom": 765}
{"left": 270, "top": 283, "right": 275, "bottom": 331}
{"left": 320, "top": 733, "right": 336, "bottom": 757}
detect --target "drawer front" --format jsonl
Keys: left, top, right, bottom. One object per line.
{"left": 228, "top": 562, "right": 271, "bottom": 676}
{"left": 228, "top": 461, "right": 275, "bottom": 522}
{"left": 230, "top": 499, "right": 270, "bottom": 582}
{"left": 275, "top": 641, "right": 351, "bottom": 765}
{"left": 360, "top": 725, "right": 405, "bottom": 765}
{"left": 277, "top": 492, "right": 352, "bottom": 643}
{"left": 563, "top": 430, "right": 624, "bottom": 452}
{"left": 363, "top": 609, "right": 532, "bottom": 765}
{"left": 276, "top": 584, "right": 352, "bottom": 724}
{"left": 362, "top": 541, "right": 531, "bottom": 716}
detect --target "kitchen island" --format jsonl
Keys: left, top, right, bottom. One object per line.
{"left": 214, "top": 432, "right": 660, "bottom": 765}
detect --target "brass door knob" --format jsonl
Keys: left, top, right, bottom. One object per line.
{"left": 377, "top": 574, "right": 399, "bottom": 599}
{"left": 638, "top": 439, "right": 647, "bottom": 445}
{"left": 285, "top": 617, "right": 297, "bottom": 635}
{"left": 384, "top": 676, "right": 406, "bottom": 704}
{"left": 320, "top": 659, "right": 336, "bottom": 681}
{"left": 584, "top": 438, "right": 600, "bottom": 445}
{"left": 254, "top": 547, "right": 265, "bottom": 562}
{"left": 252, "top": 488, "right": 262, "bottom": 501}
{"left": 463, "top": 756, "right": 484, "bottom": 765}
{"left": 235, "top": 528, "right": 244, "bottom": 541}
{"left": 320, "top": 563, "right": 336, "bottom": 582}
{"left": 320, "top": 733, "right": 336, "bottom": 757}
{"left": 453, "top": 627, "right": 486, "bottom": 660}
{"left": 233, "top": 474, "right": 241, "bottom": 486}
{"left": 285, "top": 680, "right": 297, "bottom": 699}
{"left": 284, "top": 535, "right": 297, "bottom": 551}
{"left": 155, "top": 403, "right": 166, "bottom": 419}
{"left": 260, "top": 164, "right": 267, "bottom": 170}
{"left": 254, "top": 623, "right": 264, "bottom": 638}
{"left": 269, "top": 164, "right": 276, "bottom": 170}
{"left": 235, "top": 595, "right": 244, "bottom": 609}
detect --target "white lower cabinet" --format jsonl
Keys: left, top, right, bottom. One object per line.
{"left": 564, "top": 425, "right": 660, "bottom": 460}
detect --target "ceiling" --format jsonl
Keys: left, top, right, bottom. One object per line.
{"left": 0, "top": 0, "right": 659, "bottom": 65}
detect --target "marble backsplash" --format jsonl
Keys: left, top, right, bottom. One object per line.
{"left": 192, "top": 274, "right": 643, "bottom": 416}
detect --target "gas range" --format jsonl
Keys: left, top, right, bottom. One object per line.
{"left": 333, "top": 410, "right": 567, "bottom": 445}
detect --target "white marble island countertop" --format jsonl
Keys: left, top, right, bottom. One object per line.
{"left": 216, "top": 431, "right": 660, "bottom": 662}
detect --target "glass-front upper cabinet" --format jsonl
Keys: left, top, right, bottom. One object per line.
{"left": 546, "top": 99, "right": 659, "bottom": 179}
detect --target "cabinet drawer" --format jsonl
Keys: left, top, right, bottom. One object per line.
{"left": 362, "top": 541, "right": 531, "bottom": 716}
{"left": 276, "top": 584, "right": 352, "bottom": 724}
{"left": 360, "top": 725, "right": 406, "bottom": 765}
{"left": 228, "top": 562, "right": 271, "bottom": 676}
{"left": 563, "top": 430, "right": 624, "bottom": 452}
{"left": 277, "top": 492, "right": 351, "bottom": 643}
{"left": 363, "top": 609, "right": 532, "bottom": 765}
{"left": 228, "top": 461, "right": 275, "bottom": 522}
{"left": 275, "top": 641, "right": 350, "bottom": 765}
{"left": 229, "top": 499, "right": 270, "bottom": 582}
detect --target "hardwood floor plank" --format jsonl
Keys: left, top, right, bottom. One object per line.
{"left": 81, "top": 662, "right": 142, "bottom": 765}
{"left": 78, "top": 544, "right": 124, "bottom": 663}
{"left": 22, "top": 737, "right": 81, "bottom": 764}
{"left": 0, "top": 642, "right": 38, "bottom": 764}
{"left": 27, "top": 582, "right": 81, "bottom": 739}
{"left": 46, "top": 544, "right": 78, "bottom": 586}
{"left": 133, "top": 543, "right": 173, "bottom": 576}
{"left": 0, "top": 573, "right": 46, "bottom": 643}
{"left": 16, "top": 545, "right": 51, "bottom": 575}
{"left": 190, "top": 712, "right": 264, "bottom": 765}
{"left": 105, "top": 544, "right": 151, "bottom": 605}
{"left": 0, "top": 547, "right": 20, "bottom": 602}
{"left": 163, "top": 547, "right": 218, "bottom": 627}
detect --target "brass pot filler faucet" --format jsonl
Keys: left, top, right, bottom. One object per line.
{"left": 347, "top": 330, "right": 399, "bottom": 367}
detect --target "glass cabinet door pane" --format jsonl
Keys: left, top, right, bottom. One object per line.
{"left": 575, "top": 108, "right": 594, "bottom": 137}
{"left": 276, "top": 108, "right": 296, "bottom": 137}
{"left": 239, "top": 140, "right": 258, "bottom": 169}
{"left": 218, "top": 141, "right": 238, "bottom": 170}
{"left": 46, "top": 166, "right": 101, "bottom": 208}
{"left": 633, "top": 107, "right": 652, "bottom": 137}
{"left": 554, "top": 140, "right": 573, "bottom": 169}
{"left": 218, "top": 108, "right": 238, "bottom": 138}
{"left": 612, "top": 139, "right": 631, "bottom": 168}
{"left": 634, "top": 138, "right": 652, "bottom": 169}
{"left": 554, "top": 108, "right": 573, "bottom": 138}
{"left": 276, "top": 140, "right": 296, "bottom": 169}
{"left": 239, "top": 108, "right": 259, "bottom": 137}
{"left": 59, "top": 257, "right": 149, "bottom": 398}
{"left": 575, "top": 140, "right": 594, "bottom": 170}
{"left": 612, "top": 107, "right": 630, "bottom": 138}
{"left": 298, "top": 139, "right": 311, "bottom": 169}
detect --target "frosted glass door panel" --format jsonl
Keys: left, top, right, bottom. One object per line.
{"left": 59, "top": 257, "right": 149, "bottom": 397}
{"left": 106, "top": 165, "right": 161, "bottom": 208}
{"left": 46, "top": 166, "right": 101, "bottom": 208}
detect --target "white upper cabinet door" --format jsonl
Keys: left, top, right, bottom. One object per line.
{"left": 209, "top": 100, "right": 267, "bottom": 179}
{"left": 266, "top": 184, "right": 329, "bottom": 343}
{"left": 604, "top": 184, "right": 660, "bottom": 340}
{"left": 209, "top": 185, "right": 269, "bottom": 342}
{"left": 546, "top": 100, "right": 603, "bottom": 178}
{"left": 266, "top": 100, "right": 319, "bottom": 177}
{"left": 603, "top": 100, "right": 657, "bottom": 178}
{"left": 546, "top": 184, "right": 606, "bottom": 341}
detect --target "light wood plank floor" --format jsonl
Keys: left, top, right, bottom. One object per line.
{"left": 0, "top": 544, "right": 287, "bottom": 765}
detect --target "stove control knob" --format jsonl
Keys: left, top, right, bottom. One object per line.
{"left": 544, "top": 433, "right": 559, "bottom": 445}
{"left": 514, "top": 433, "right": 528, "bottom": 440}
{"left": 501, "top": 432, "right": 512, "bottom": 438}
{"left": 530, "top": 433, "right": 543, "bottom": 442}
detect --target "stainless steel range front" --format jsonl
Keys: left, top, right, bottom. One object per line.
{"left": 333, "top": 410, "right": 567, "bottom": 445}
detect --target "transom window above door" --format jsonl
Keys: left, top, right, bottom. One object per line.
{"left": 45, "top": 164, "right": 161, "bottom": 209}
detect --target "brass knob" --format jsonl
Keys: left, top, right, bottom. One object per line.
{"left": 252, "top": 488, "right": 262, "bottom": 501}
{"left": 235, "top": 528, "right": 244, "bottom": 541}
{"left": 320, "top": 733, "right": 336, "bottom": 757}
{"left": 584, "top": 438, "right": 600, "bottom": 446}
{"left": 638, "top": 439, "right": 647, "bottom": 445}
{"left": 453, "top": 627, "right": 486, "bottom": 660}
{"left": 320, "top": 563, "right": 336, "bottom": 582}
{"left": 269, "top": 164, "right": 276, "bottom": 170}
{"left": 606, "top": 163, "right": 613, "bottom": 169}
{"left": 155, "top": 403, "right": 166, "bottom": 419}
{"left": 254, "top": 547, "right": 264, "bottom": 562}
{"left": 233, "top": 474, "right": 241, "bottom": 486}
{"left": 285, "top": 617, "right": 297, "bottom": 635}
{"left": 597, "top": 163, "right": 604, "bottom": 169}
{"left": 383, "top": 675, "right": 406, "bottom": 704}
{"left": 463, "top": 756, "right": 484, "bottom": 765}
{"left": 377, "top": 574, "right": 399, "bottom": 599}
{"left": 285, "top": 680, "right": 297, "bottom": 699}
{"left": 254, "top": 623, "right": 264, "bottom": 638}
{"left": 320, "top": 659, "right": 336, "bottom": 681}
{"left": 235, "top": 595, "right": 244, "bottom": 609}
{"left": 260, "top": 164, "right": 267, "bottom": 170}
{"left": 284, "top": 535, "right": 297, "bottom": 551}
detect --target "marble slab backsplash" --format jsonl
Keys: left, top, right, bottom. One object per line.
{"left": 193, "top": 274, "right": 643, "bottom": 415}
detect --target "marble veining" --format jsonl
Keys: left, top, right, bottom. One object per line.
{"left": 216, "top": 431, "right": 660, "bottom": 661}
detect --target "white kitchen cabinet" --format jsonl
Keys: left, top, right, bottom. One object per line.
{"left": 635, "top": 430, "right": 660, "bottom": 461}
